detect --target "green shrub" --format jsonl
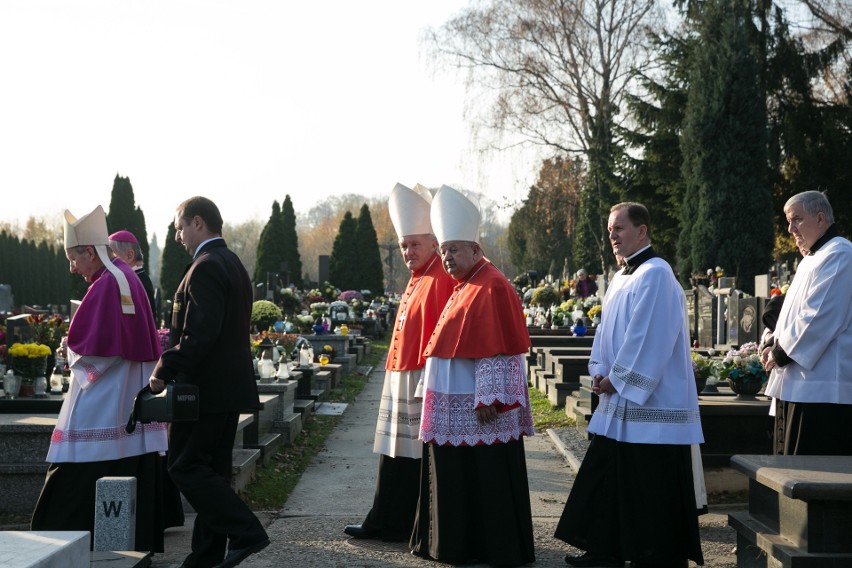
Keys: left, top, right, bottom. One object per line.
{"left": 251, "top": 300, "right": 283, "bottom": 332}
{"left": 530, "top": 285, "right": 560, "bottom": 307}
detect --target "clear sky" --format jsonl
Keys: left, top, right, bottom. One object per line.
{"left": 0, "top": 1, "right": 538, "bottom": 240}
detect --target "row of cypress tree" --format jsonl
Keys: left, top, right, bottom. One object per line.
{"left": 1, "top": 177, "right": 387, "bottom": 318}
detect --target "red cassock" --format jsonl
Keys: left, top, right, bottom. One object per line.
{"left": 385, "top": 252, "right": 456, "bottom": 371}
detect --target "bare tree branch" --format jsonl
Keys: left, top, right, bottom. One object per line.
{"left": 425, "top": 0, "right": 660, "bottom": 159}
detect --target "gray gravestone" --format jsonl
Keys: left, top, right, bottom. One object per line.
{"left": 714, "top": 277, "right": 737, "bottom": 347}
{"left": 93, "top": 476, "right": 136, "bottom": 551}
{"left": 736, "top": 297, "right": 759, "bottom": 345}
{"left": 726, "top": 291, "right": 740, "bottom": 347}
{"left": 318, "top": 255, "right": 329, "bottom": 285}
{"left": 754, "top": 274, "right": 770, "bottom": 298}
{"left": 698, "top": 285, "right": 716, "bottom": 347}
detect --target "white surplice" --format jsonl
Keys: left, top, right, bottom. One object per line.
{"left": 765, "top": 236, "right": 852, "bottom": 404}
{"left": 588, "top": 257, "right": 704, "bottom": 445}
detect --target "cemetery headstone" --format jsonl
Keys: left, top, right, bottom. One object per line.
{"left": 736, "top": 297, "right": 759, "bottom": 345}
{"left": 754, "top": 274, "right": 770, "bottom": 298}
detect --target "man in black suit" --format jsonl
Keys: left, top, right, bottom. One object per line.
{"left": 150, "top": 196, "right": 269, "bottom": 568}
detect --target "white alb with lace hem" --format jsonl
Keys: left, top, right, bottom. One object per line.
{"left": 419, "top": 354, "right": 535, "bottom": 446}
{"left": 47, "top": 349, "right": 168, "bottom": 463}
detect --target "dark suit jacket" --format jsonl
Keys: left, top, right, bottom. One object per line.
{"left": 153, "top": 239, "right": 259, "bottom": 414}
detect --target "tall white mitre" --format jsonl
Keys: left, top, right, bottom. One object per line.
{"left": 63, "top": 205, "right": 135, "bottom": 314}
{"left": 431, "top": 185, "right": 481, "bottom": 245}
{"left": 388, "top": 183, "right": 433, "bottom": 239}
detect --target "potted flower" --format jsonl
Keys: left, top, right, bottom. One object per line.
{"left": 318, "top": 344, "right": 336, "bottom": 364}
{"left": 587, "top": 304, "right": 602, "bottom": 325}
{"left": 9, "top": 342, "right": 52, "bottom": 397}
{"left": 719, "top": 342, "right": 767, "bottom": 398}
{"left": 691, "top": 351, "right": 721, "bottom": 393}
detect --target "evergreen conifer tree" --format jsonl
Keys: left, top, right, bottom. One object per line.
{"left": 680, "top": 0, "right": 774, "bottom": 294}
{"left": 106, "top": 174, "right": 150, "bottom": 272}
{"left": 355, "top": 204, "right": 384, "bottom": 295}
{"left": 329, "top": 211, "right": 359, "bottom": 291}
{"left": 254, "top": 201, "right": 287, "bottom": 293}
{"left": 280, "top": 195, "right": 303, "bottom": 288}
{"left": 621, "top": 32, "right": 691, "bottom": 266}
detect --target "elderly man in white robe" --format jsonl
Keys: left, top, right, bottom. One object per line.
{"left": 343, "top": 183, "right": 454, "bottom": 541}
{"left": 761, "top": 190, "right": 852, "bottom": 455}
{"left": 31, "top": 205, "right": 168, "bottom": 552}
{"left": 555, "top": 202, "right": 705, "bottom": 568}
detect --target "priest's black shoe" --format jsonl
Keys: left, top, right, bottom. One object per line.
{"left": 344, "top": 523, "right": 381, "bottom": 539}
{"left": 564, "top": 551, "right": 625, "bottom": 567}
{"left": 212, "top": 538, "right": 270, "bottom": 568}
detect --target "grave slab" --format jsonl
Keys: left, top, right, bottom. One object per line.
{"left": 0, "top": 531, "right": 89, "bottom": 568}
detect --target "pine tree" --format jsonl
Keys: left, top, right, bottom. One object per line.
{"left": 354, "top": 204, "right": 384, "bottom": 294}
{"left": 620, "top": 32, "right": 691, "bottom": 267}
{"left": 763, "top": 9, "right": 852, "bottom": 237}
{"left": 254, "top": 201, "right": 287, "bottom": 293}
{"left": 680, "top": 0, "right": 774, "bottom": 294}
{"left": 106, "top": 174, "right": 150, "bottom": 272}
{"left": 159, "top": 223, "right": 190, "bottom": 323}
{"left": 280, "top": 195, "right": 303, "bottom": 288}
{"left": 329, "top": 211, "right": 359, "bottom": 291}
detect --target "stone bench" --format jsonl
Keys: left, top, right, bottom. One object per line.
{"left": 569, "top": 375, "right": 596, "bottom": 435}
{"left": 317, "top": 363, "right": 342, "bottom": 390}
{"left": 348, "top": 343, "right": 364, "bottom": 363}
{"left": 256, "top": 379, "right": 302, "bottom": 444}
{"left": 333, "top": 354, "right": 356, "bottom": 373}
{"left": 527, "top": 343, "right": 592, "bottom": 384}
{"left": 728, "top": 454, "right": 852, "bottom": 567}
{"left": 232, "top": 413, "right": 254, "bottom": 448}
{"left": 231, "top": 448, "right": 261, "bottom": 495}
{"left": 529, "top": 346, "right": 590, "bottom": 379}
{"left": 536, "top": 346, "right": 592, "bottom": 369}
{"left": 230, "top": 414, "right": 261, "bottom": 493}
{"left": 541, "top": 355, "right": 590, "bottom": 407}
{"left": 529, "top": 347, "right": 590, "bottom": 407}
{"left": 294, "top": 399, "right": 315, "bottom": 420}
{"left": 240, "top": 393, "right": 285, "bottom": 466}
{"left": 354, "top": 336, "right": 371, "bottom": 356}
{"left": 311, "top": 370, "right": 331, "bottom": 400}
{"left": 528, "top": 332, "right": 596, "bottom": 348}
{"left": 240, "top": 393, "right": 278, "bottom": 447}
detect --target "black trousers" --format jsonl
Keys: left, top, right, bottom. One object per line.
{"left": 168, "top": 413, "right": 267, "bottom": 567}
{"left": 363, "top": 453, "right": 421, "bottom": 541}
